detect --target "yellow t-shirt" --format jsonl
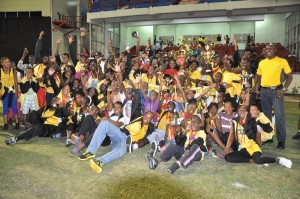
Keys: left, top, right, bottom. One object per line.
{"left": 157, "top": 111, "right": 170, "bottom": 131}
{"left": 257, "top": 56, "right": 292, "bottom": 87}
{"left": 1, "top": 69, "right": 15, "bottom": 91}
{"left": 222, "top": 71, "right": 242, "bottom": 97}
{"left": 125, "top": 117, "right": 149, "bottom": 142}
{"left": 34, "top": 64, "right": 46, "bottom": 87}
{"left": 189, "top": 70, "right": 201, "bottom": 88}
{"left": 142, "top": 73, "right": 157, "bottom": 85}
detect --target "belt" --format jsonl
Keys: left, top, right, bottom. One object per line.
{"left": 261, "top": 84, "right": 283, "bottom": 90}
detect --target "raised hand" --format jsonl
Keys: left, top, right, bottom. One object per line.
{"left": 56, "top": 36, "right": 62, "bottom": 44}
{"left": 68, "top": 35, "right": 74, "bottom": 44}
{"left": 80, "top": 31, "right": 86, "bottom": 37}
{"left": 136, "top": 36, "right": 140, "bottom": 43}
{"left": 135, "top": 73, "right": 142, "bottom": 84}
{"left": 111, "top": 61, "right": 121, "bottom": 73}
{"left": 233, "top": 37, "right": 237, "bottom": 46}
{"left": 23, "top": 48, "right": 28, "bottom": 57}
{"left": 39, "top": 31, "right": 45, "bottom": 39}
{"left": 48, "top": 67, "right": 56, "bottom": 76}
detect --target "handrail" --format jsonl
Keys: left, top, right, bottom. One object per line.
{"left": 89, "top": 0, "right": 242, "bottom": 12}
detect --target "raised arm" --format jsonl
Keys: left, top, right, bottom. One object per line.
{"left": 35, "top": 31, "right": 45, "bottom": 63}
{"left": 174, "top": 75, "right": 188, "bottom": 104}
{"left": 107, "top": 87, "right": 113, "bottom": 112}
{"left": 157, "top": 75, "right": 163, "bottom": 101}
{"left": 18, "top": 48, "right": 28, "bottom": 71}
{"left": 68, "top": 35, "right": 77, "bottom": 65}
{"left": 123, "top": 49, "right": 133, "bottom": 80}
{"left": 80, "top": 31, "right": 88, "bottom": 54}
{"left": 136, "top": 36, "right": 140, "bottom": 57}
{"left": 196, "top": 83, "right": 216, "bottom": 101}
{"left": 55, "top": 36, "right": 62, "bottom": 66}
{"left": 108, "top": 39, "right": 115, "bottom": 56}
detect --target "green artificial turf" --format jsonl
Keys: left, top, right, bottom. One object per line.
{"left": 0, "top": 101, "right": 299, "bottom": 199}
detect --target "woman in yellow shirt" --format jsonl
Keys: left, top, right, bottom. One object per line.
{"left": 0, "top": 57, "right": 19, "bottom": 130}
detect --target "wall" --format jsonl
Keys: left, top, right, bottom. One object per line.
{"left": 125, "top": 26, "right": 154, "bottom": 47}
{"left": 0, "top": 0, "right": 51, "bottom": 16}
{"left": 288, "top": 74, "right": 300, "bottom": 94}
{"left": 255, "top": 14, "right": 286, "bottom": 45}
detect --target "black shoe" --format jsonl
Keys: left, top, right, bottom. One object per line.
{"left": 167, "top": 162, "right": 180, "bottom": 174}
{"left": 292, "top": 132, "right": 300, "bottom": 139}
{"left": 126, "top": 136, "right": 132, "bottom": 153}
{"left": 262, "top": 139, "right": 273, "bottom": 145}
{"left": 5, "top": 136, "right": 17, "bottom": 145}
{"left": 15, "top": 123, "right": 19, "bottom": 130}
{"left": 277, "top": 142, "right": 285, "bottom": 149}
{"left": 2, "top": 123, "right": 8, "bottom": 131}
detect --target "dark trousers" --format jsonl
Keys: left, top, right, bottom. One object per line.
{"left": 46, "top": 92, "right": 56, "bottom": 106}
{"left": 180, "top": 144, "right": 203, "bottom": 168}
{"left": 218, "top": 132, "right": 239, "bottom": 151}
{"left": 17, "top": 110, "right": 65, "bottom": 141}
{"left": 160, "top": 143, "right": 184, "bottom": 162}
{"left": 225, "top": 148, "right": 276, "bottom": 164}
{"left": 260, "top": 88, "right": 286, "bottom": 142}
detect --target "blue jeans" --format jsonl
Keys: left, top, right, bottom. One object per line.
{"left": 260, "top": 88, "right": 286, "bottom": 142}
{"left": 87, "top": 121, "right": 127, "bottom": 165}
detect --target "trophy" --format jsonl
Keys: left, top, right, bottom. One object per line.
{"left": 240, "top": 73, "right": 253, "bottom": 88}
{"left": 132, "top": 31, "right": 138, "bottom": 38}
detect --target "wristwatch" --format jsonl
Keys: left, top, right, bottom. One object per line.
{"left": 282, "top": 87, "right": 287, "bottom": 92}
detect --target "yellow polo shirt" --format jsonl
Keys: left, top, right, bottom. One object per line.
{"left": 189, "top": 70, "right": 201, "bottom": 88}
{"left": 257, "top": 56, "right": 291, "bottom": 87}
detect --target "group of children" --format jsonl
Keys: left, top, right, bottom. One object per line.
{"left": 2, "top": 31, "right": 292, "bottom": 174}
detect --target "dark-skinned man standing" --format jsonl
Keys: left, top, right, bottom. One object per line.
{"left": 256, "top": 43, "right": 293, "bottom": 149}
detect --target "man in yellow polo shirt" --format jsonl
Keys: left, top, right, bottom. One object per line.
{"left": 256, "top": 43, "right": 293, "bottom": 149}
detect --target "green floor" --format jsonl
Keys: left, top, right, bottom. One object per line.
{"left": 0, "top": 101, "right": 299, "bottom": 199}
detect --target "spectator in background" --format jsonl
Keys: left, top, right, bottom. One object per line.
{"left": 217, "top": 34, "right": 221, "bottom": 44}
{"left": 225, "top": 35, "right": 230, "bottom": 45}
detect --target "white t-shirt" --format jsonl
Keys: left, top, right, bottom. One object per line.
{"left": 108, "top": 110, "right": 128, "bottom": 128}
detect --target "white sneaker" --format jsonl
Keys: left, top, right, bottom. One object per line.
{"left": 278, "top": 157, "right": 292, "bottom": 168}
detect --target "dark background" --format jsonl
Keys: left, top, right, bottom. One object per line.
{"left": 0, "top": 11, "right": 52, "bottom": 64}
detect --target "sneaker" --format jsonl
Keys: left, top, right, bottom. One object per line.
{"left": 14, "top": 123, "right": 19, "bottom": 130}
{"left": 78, "top": 150, "right": 95, "bottom": 160}
{"left": 126, "top": 136, "right": 133, "bottom": 153}
{"left": 167, "top": 162, "right": 180, "bottom": 174}
{"left": 89, "top": 159, "right": 103, "bottom": 174}
{"left": 278, "top": 157, "right": 292, "bottom": 168}
{"left": 148, "top": 157, "right": 158, "bottom": 169}
{"left": 145, "top": 141, "right": 158, "bottom": 162}
{"left": 277, "top": 142, "right": 285, "bottom": 149}
{"left": 2, "top": 123, "right": 8, "bottom": 131}
{"left": 5, "top": 136, "right": 17, "bottom": 145}
{"left": 292, "top": 132, "right": 300, "bottom": 139}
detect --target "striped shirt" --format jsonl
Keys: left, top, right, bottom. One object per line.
{"left": 217, "top": 112, "right": 238, "bottom": 133}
